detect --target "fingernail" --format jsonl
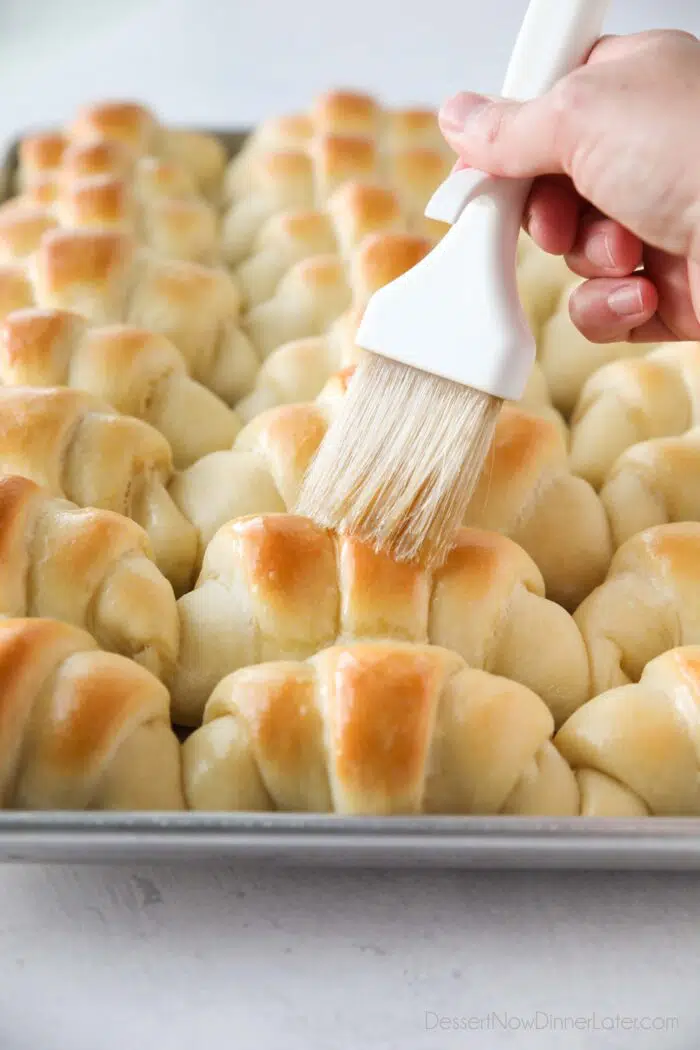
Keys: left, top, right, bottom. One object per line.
{"left": 608, "top": 284, "right": 645, "bottom": 317}
{"left": 586, "top": 231, "right": 616, "bottom": 270}
{"left": 439, "top": 92, "right": 495, "bottom": 133}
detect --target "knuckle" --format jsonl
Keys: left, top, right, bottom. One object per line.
{"left": 547, "top": 74, "right": 595, "bottom": 174}
{"left": 550, "top": 72, "right": 594, "bottom": 116}
{"left": 646, "top": 28, "right": 697, "bottom": 48}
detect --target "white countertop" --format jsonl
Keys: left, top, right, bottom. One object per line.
{"left": 1, "top": 1, "right": 700, "bottom": 1046}
{"left": 0, "top": 862, "right": 697, "bottom": 1048}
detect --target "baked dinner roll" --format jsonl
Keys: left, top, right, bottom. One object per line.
{"left": 0, "top": 205, "right": 59, "bottom": 263}
{"left": 600, "top": 427, "right": 700, "bottom": 547}
{"left": 236, "top": 181, "right": 406, "bottom": 309}
{"left": 516, "top": 244, "right": 571, "bottom": 342}
{"left": 518, "top": 361, "right": 568, "bottom": 445}
{"left": 176, "top": 392, "right": 605, "bottom": 608}
{"left": 310, "top": 90, "right": 382, "bottom": 139}
{"left": 0, "top": 383, "right": 298, "bottom": 593}
{"left": 222, "top": 128, "right": 447, "bottom": 267}
{"left": 172, "top": 515, "right": 590, "bottom": 726}
{"left": 0, "top": 265, "right": 35, "bottom": 317}
{"left": 221, "top": 148, "right": 316, "bottom": 266}
{"left": 0, "top": 617, "right": 183, "bottom": 810}
{"left": 0, "top": 386, "right": 197, "bottom": 593}
{"left": 234, "top": 335, "right": 340, "bottom": 423}
{"left": 312, "top": 90, "right": 447, "bottom": 151}
{"left": 223, "top": 114, "right": 314, "bottom": 203}
{"left": 224, "top": 94, "right": 443, "bottom": 205}
{"left": 7, "top": 159, "right": 219, "bottom": 266}
{"left": 171, "top": 368, "right": 358, "bottom": 555}
{"left": 569, "top": 343, "right": 700, "bottom": 488}
{"left": 16, "top": 133, "right": 68, "bottom": 191}
{"left": 243, "top": 253, "right": 352, "bottom": 358}
{"left": 183, "top": 641, "right": 572, "bottom": 814}
{"left": 539, "top": 288, "right": 658, "bottom": 417}
{"left": 185, "top": 635, "right": 700, "bottom": 817}
{"left": 463, "top": 405, "right": 610, "bottom": 609}
{"left": 236, "top": 232, "right": 433, "bottom": 419}
{"left": 68, "top": 100, "right": 226, "bottom": 201}
{"left": 20, "top": 138, "right": 206, "bottom": 213}
{"left": 168, "top": 399, "right": 320, "bottom": 555}
{"left": 235, "top": 208, "right": 338, "bottom": 309}
{"left": 0, "top": 228, "right": 259, "bottom": 405}
{"left": 0, "top": 474, "right": 178, "bottom": 679}
{"left": 385, "top": 146, "right": 451, "bottom": 239}
{"left": 0, "top": 308, "right": 241, "bottom": 468}
{"left": 574, "top": 523, "right": 700, "bottom": 695}
{"left": 242, "top": 228, "right": 437, "bottom": 361}
{"left": 50, "top": 175, "right": 219, "bottom": 264}
{"left": 555, "top": 646, "right": 700, "bottom": 816}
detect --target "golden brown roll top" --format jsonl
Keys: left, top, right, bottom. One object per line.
{"left": 183, "top": 637, "right": 700, "bottom": 816}
{"left": 172, "top": 514, "right": 590, "bottom": 726}
{"left": 184, "top": 633, "right": 656, "bottom": 817}
{"left": 53, "top": 138, "right": 138, "bottom": 185}
{"left": 327, "top": 181, "right": 406, "bottom": 255}
{"left": 312, "top": 90, "right": 381, "bottom": 138}
{"left": 70, "top": 100, "right": 159, "bottom": 153}
{"left": 310, "top": 133, "right": 380, "bottom": 201}
{"left": 348, "top": 229, "right": 432, "bottom": 306}
{"left": 463, "top": 406, "right": 612, "bottom": 609}
{"left": 16, "top": 133, "right": 68, "bottom": 190}
{"left": 0, "top": 617, "right": 183, "bottom": 810}
{"left": 0, "top": 385, "right": 197, "bottom": 593}
{"left": 50, "top": 174, "right": 219, "bottom": 264}
{"left": 173, "top": 391, "right": 608, "bottom": 610}
{"left": 0, "top": 228, "right": 259, "bottom": 406}
{"left": 22, "top": 138, "right": 204, "bottom": 210}
{"left": 223, "top": 114, "right": 313, "bottom": 203}
{"left": 68, "top": 100, "right": 226, "bottom": 200}
{"left": 183, "top": 641, "right": 563, "bottom": 814}
{"left": 236, "top": 184, "right": 410, "bottom": 311}
{"left": 224, "top": 94, "right": 444, "bottom": 214}
{"left": 222, "top": 95, "right": 447, "bottom": 269}
{"left": 168, "top": 399, "right": 324, "bottom": 556}
{"left": 236, "top": 231, "right": 432, "bottom": 413}
{"left": 0, "top": 308, "right": 241, "bottom": 468}
{"left": 0, "top": 474, "right": 178, "bottom": 679}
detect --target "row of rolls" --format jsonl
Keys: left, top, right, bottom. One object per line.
{"left": 0, "top": 92, "right": 696, "bottom": 816}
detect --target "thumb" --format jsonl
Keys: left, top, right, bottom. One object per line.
{"left": 439, "top": 91, "right": 567, "bottom": 178}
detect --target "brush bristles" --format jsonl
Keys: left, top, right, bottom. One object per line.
{"left": 296, "top": 353, "right": 502, "bottom": 569}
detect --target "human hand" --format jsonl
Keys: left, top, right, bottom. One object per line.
{"left": 439, "top": 30, "right": 700, "bottom": 344}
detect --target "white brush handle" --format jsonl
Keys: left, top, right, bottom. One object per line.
{"left": 426, "top": 0, "right": 610, "bottom": 225}
{"left": 503, "top": 0, "right": 610, "bottom": 100}
{"left": 355, "top": 0, "right": 610, "bottom": 402}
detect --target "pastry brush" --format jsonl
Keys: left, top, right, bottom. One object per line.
{"left": 297, "top": 0, "right": 610, "bottom": 568}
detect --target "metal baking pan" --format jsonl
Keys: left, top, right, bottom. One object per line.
{"left": 2, "top": 125, "right": 700, "bottom": 869}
